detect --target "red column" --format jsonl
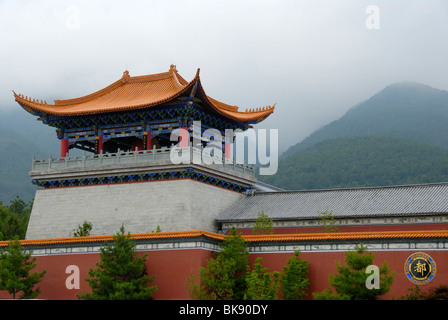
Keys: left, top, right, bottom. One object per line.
{"left": 95, "top": 136, "right": 103, "bottom": 154}
{"left": 60, "top": 139, "right": 68, "bottom": 159}
{"left": 143, "top": 131, "right": 151, "bottom": 151}
{"left": 179, "top": 128, "right": 189, "bottom": 147}
{"left": 225, "top": 142, "right": 232, "bottom": 162}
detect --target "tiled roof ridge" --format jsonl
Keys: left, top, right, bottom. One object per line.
{"left": 1, "top": 229, "right": 447, "bottom": 247}
{"left": 14, "top": 65, "right": 193, "bottom": 108}
{"left": 243, "top": 229, "right": 448, "bottom": 242}
{"left": 250, "top": 181, "right": 448, "bottom": 196}
{"left": 13, "top": 68, "right": 201, "bottom": 117}
{"left": 13, "top": 65, "right": 276, "bottom": 122}
{"left": 54, "top": 69, "right": 179, "bottom": 106}
{"left": 0, "top": 230, "right": 221, "bottom": 247}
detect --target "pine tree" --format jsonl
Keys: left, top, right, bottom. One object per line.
{"left": 244, "top": 257, "right": 280, "bottom": 300}
{"left": 280, "top": 250, "right": 310, "bottom": 300}
{"left": 77, "top": 225, "right": 157, "bottom": 300}
{"left": 0, "top": 239, "right": 46, "bottom": 299}
{"left": 186, "top": 227, "right": 250, "bottom": 300}
{"left": 313, "top": 244, "right": 395, "bottom": 300}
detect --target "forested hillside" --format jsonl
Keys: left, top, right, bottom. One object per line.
{"left": 262, "top": 136, "right": 448, "bottom": 190}
{"left": 261, "top": 82, "right": 448, "bottom": 190}
{"left": 281, "top": 82, "right": 448, "bottom": 159}
{"left": 0, "top": 109, "right": 58, "bottom": 202}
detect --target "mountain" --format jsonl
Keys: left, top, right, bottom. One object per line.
{"left": 262, "top": 136, "right": 448, "bottom": 190}
{"left": 1, "top": 81, "right": 448, "bottom": 200}
{"left": 261, "top": 82, "right": 448, "bottom": 190}
{"left": 0, "top": 127, "right": 39, "bottom": 202}
{"left": 281, "top": 81, "right": 448, "bottom": 159}
{"left": 0, "top": 108, "right": 59, "bottom": 203}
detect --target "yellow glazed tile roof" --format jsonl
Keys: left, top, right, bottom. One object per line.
{"left": 13, "top": 65, "right": 275, "bottom": 123}
{"left": 0, "top": 230, "right": 446, "bottom": 247}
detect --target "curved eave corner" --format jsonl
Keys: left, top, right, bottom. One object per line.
{"left": 12, "top": 66, "right": 276, "bottom": 124}
{"left": 13, "top": 91, "right": 47, "bottom": 117}
{"left": 194, "top": 78, "right": 276, "bottom": 124}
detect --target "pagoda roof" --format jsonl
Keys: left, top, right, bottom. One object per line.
{"left": 13, "top": 65, "right": 275, "bottom": 123}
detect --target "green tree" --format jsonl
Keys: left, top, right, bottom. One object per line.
{"left": 312, "top": 288, "right": 350, "bottom": 300}
{"left": 313, "top": 244, "right": 395, "bottom": 300}
{"left": 399, "top": 285, "right": 428, "bottom": 300}
{"left": 280, "top": 250, "right": 310, "bottom": 300}
{"left": 186, "top": 254, "right": 237, "bottom": 300}
{"left": 73, "top": 221, "right": 93, "bottom": 237}
{"left": 0, "top": 239, "right": 46, "bottom": 299}
{"left": 400, "top": 284, "right": 448, "bottom": 300}
{"left": 244, "top": 257, "right": 280, "bottom": 300}
{"left": 0, "top": 197, "right": 32, "bottom": 240}
{"left": 425, "top": 285, "right": 448, "bottom": 300}
{"left": 78, "top": 225, "right": 157, "bottom": 300}
{"left": 186, "top": 227, "right": 250, "bottom": 300}
{"left": 8, "top": 196, "right": 30, "bottom": 216}
{"left": 318, "top": 210, "right": 339, "bottom": 233}
{"left": 216, "top": 227, "right": 250, "bottom": 299}
{"left": 252, "top": 211, "right": 273, "bottom": 235}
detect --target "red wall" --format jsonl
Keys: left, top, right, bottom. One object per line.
{"left": 0, "top": 246, "right": 445, "bottom": 300}
{"left": 0, "top": 249, "right": 213, "bottom": 300}
{"left": 250, "top": 250, "right": 448, "bottom": 300}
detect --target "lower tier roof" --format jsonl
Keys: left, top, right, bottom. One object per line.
{"left": 217, "top": 182, "right": 448, "bottom": 222}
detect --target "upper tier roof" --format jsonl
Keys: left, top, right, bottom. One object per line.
{"left": 13, "top": 65, "right": 275, "bottom": 123}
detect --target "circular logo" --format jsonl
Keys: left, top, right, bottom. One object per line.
{"left": 404, "top": 252, "right": 436, "bottom": 285}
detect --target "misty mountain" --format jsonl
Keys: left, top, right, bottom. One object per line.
{"left": 261, "top": 82, "right": 448, "bottom": 190}
{"left": 0, "top": 127, "right": 42, "bottom": 203}
{"left": 0, "top": 108, "right": 59, "bottom": 203}
{"left": 262, "top": 136, "right": 448, "bottom": 190}
{"left": 281, "top": 81, "right": 448, "bottom": 159}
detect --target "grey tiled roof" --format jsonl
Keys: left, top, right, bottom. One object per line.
{"left": 253, "top": 181, "right": 286, "bottom": 192}
{"left": 216, "top": 183, "right": 448, "bottom": 222}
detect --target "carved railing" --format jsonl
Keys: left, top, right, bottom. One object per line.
{"left": 31, "top": 146, "right": 255, "bottom": 177}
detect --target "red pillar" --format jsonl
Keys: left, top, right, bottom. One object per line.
{"left": 179, "top": 128, "right": 189, "bottom": 147}
{"left": 60, "top": 139, "right": 68, "bottom": 158}
{"left": 95, "top": 136, "right": 103, "bottom": 154}
{"left": 143, "top": 131, "right": 151, "bottom": 151}
{"left": 225, "top": 142, "right": 232, "bottom": 162}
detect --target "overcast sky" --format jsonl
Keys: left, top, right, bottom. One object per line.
{"left": 1, "top": 0, "right": 447, "bottom": 153}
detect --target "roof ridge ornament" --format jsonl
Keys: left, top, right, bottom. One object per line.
{"left": 121, "top": 70, "right": 130, "bottom": 84}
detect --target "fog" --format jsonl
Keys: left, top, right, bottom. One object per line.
{"left": 1, "top": 0, "right": 447, "bottom": 153}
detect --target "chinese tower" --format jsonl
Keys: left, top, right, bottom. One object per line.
{"left": 14, "top": 65, "right": 275, "bottom": 239}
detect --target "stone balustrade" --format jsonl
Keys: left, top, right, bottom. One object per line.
{"left": 31, "top": 146, "right": 255, "bottom": 178}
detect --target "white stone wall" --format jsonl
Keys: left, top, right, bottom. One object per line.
{"left": 26, "top": 179, "right": 243, "bottom": 239}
